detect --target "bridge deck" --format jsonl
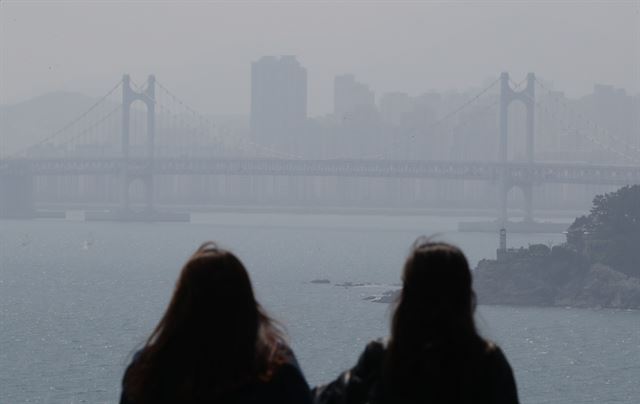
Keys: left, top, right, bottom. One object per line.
{"left": 1, "top": 158, "right": 639, "bottom": 186}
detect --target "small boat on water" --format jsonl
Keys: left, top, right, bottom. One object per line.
{"left": 82, "top": 234, "right": 95, "bottom": 250}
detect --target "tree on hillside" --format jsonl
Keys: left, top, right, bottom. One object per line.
{"left": 568, "top": 185, "right": 640, "bottom": 278}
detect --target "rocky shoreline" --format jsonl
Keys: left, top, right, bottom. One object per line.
{"left": 473, "top": 247, "right": 640, "bottom": 310}
{"left": 309, "top": 264, "right": 640, "bottom": 309}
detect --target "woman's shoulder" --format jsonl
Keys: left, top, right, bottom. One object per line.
{"left": 269, "top": 344, "right": 309, "bottom": 384}
{"left": 265, "top": 345, "right": 312, "bottom": 403}
{"left": 312, "top": 340, "right": 386, "bottom": 404}
{"left": 482, "top": 342, "right": 511, "bottom": 365}
{"left": 479, "top": 341, "right": 520, "bottom": 403}
{"left": 478, "top": 341, "right": 517, "bottom": 381}
{"left": 364, "top": 338, "right": 387, "bottom": 353}
{"left": 122, "top": 349, "right": 143, "bottom": 380}
{"left": 362, "top": 339, "right": 387, "bottom": 360}
{"left": 119, "top": 349, "right": 145, "bottom": 404}
{"left": 352, "top": 339, "right": 387, "bottom": 377}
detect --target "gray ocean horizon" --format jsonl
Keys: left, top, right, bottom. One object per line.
{"left": 1, "top": 213, "right": 639, "bottom": 403}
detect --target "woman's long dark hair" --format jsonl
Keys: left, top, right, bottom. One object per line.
{"left": 123, "top": 242, "right": 286, "bottom": 404}
{"left": 383, "top": 239, "right": 490, "bottom": 398}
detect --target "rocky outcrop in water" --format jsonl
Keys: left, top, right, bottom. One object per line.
{"left": 475, "top": 186, "right": 640, "bottom": 310}
{"left": 474, "top": 245, "right": 640, "bottom": 309}
{"left": 363, "top": 289, "right": 400, "bottom": 303}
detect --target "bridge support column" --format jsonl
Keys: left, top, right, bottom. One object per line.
{"left": 0, "top": 162, "right": 35, "bottom": 219}
{"left": 120, "top": 168, "right": 130, "bottom": 212}
{"left": 522, "top": 183, "right": 534, "bottom": 223}
{"left": 498, "top": 178, "right": 509, "bottom": 227}
{"left": 498, "top": 71, "right": 536, "bottom": 224}
{"left": 145, "top": 75, "right": 155, "bottom": 212}
{"left": 120, "top": 74, "right": 156, "bottom": 217}
{"left": 499, "top": 73, "right": 509, "bottom": 166}
{"left": 143, "top": 175, "right": 154, "bottom": 212}
{"left": 525, "top": 73, "right": 535, "bottom": 164}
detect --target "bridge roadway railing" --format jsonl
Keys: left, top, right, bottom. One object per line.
{"left": 1, "top": 158, "right": 639, "bottom": 186}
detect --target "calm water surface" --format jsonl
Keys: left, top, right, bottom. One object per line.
{"left": 1, "top": 213, "right": 639, "bottom": 403}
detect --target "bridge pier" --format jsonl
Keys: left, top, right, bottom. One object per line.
{"left": 0, "top": 161, "right": 35, "bottom": 219}
{"left": 498, "top": 177, "right": 509, "bottom": 226}
{"left": 498, "top": 181, "right": 535, "bottom": 226}
{"left": 120, "top": 173, "right": 154, "bottom": 212}
{"left": 120, "top": 167, "right": 130, "bottom": 213}
{"left": 522, "top": 183, "right": 534, "bottom": 223}
{"left": 144, "top": 174, "right": 154, "bottom": 212}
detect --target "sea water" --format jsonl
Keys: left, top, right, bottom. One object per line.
{"left": 1, "top": 213, "right": 638, "bottom": 403}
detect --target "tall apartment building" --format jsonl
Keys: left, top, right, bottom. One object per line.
{"left": 250, "top": 56, "right": 307, "bottom": 142}
{"left": 592, "top": 84, "right": 636, "bottom": 148}
{"left": 333, "top": 74, "right": 375, "bottom": 118}
{"left": 379, "top": 92, "right": 413, "bottom": 126}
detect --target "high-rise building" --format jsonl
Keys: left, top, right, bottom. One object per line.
{"left": 333, "top": 74, "right": 375, "bottom": 118}
{"left": 379, "top": 92, "right": 413, "bottom": 126}
{"left": 250, "top": 56, "right": 307, "bottom": 141}
{"left": 592, "top": 84, "right": 635, "bottom": 148}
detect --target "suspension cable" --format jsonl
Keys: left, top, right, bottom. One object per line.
{"left": 525, "top": 78, "right": 639, "bottom": 163}
{"left": 6, "top": 80, "right": 122, "bottom": 158}
{"left": 339, "top": 77, "right": 501, "bottom": 160}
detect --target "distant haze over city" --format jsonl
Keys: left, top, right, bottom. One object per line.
{"left": 1, "top": 1, "right": 639, "bottom": 115}
{"left": 3, "top": 3, "right": 640, "bottom": 404}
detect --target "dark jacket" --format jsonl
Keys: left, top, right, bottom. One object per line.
{"left": 313, "top": 340, "right": 519, "bottom": 404}
{"left": 119, "top": 348, "right": 312, "bottom": 404}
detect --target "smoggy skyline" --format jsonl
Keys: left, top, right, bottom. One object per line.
{"left": 1, "top": 1, "right": 639, "bottom": 116}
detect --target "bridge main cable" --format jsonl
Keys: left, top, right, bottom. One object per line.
{"left": 529, "top": 77, "right": 639, "bottom": 164}
{"left": 4, "top": 79, "right": 123, "bottom": 159}
{"left": 153, "top": 79, "right": 304, "bottom": 160}
{"left": 342, "top": 76, "right": 501, "bottom": 160}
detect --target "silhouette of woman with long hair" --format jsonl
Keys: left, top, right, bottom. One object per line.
{"left": 119, "top": 242, "right": 312, "bottom": 404}
{"left": 314, "top": 239, "right": 519, "bottom": 404}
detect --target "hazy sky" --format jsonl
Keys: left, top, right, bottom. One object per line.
{"left": 1, "top": 1, "right": 639, "bottom": 116}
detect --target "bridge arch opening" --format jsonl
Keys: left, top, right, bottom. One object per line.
{"left": 504, "top": 184, "right": 534, "bottom": 222}
{"left": 499, "top": 72, "right": 535, "bottom": 165}
{"left": 126, "top": 100, "right": 151, "bottom": 159}
{"left": 126, "top": 177, "right": 153, "bottom": 211}
{"left": 121, "top": 74, "right": 155, "bottom": 164}
{"left": 506, "top": 101, "right": 531, "bottom": 162}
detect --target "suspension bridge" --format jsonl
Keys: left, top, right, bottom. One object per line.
{"left": 1, "top": 72, "right": 639, "bottom": 223}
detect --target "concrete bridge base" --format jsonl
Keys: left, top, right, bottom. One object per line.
{"left": 85, "top": 208, "right": 189, "bottom": 222}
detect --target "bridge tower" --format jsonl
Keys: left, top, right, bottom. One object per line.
{"left": 498, "top": 72, "right": 535, "bottom": 225}
{"left": 121, "top": 74, "right": 156, "bottom": 216}
{"left": 0, "top": 161, "right": 34, "bottom": 219}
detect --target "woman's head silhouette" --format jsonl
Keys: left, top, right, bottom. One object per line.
{"left": 151, "top": 242, "right": 261, "bottom": 349}
{"left": 123, "top": 242, "right": 285, "bottom": 403}
{"left": 384, "top": 238, "right": 486, "bottom": 397}
{"left": 394, "top": 239, "right": 475, "bottom": 335}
